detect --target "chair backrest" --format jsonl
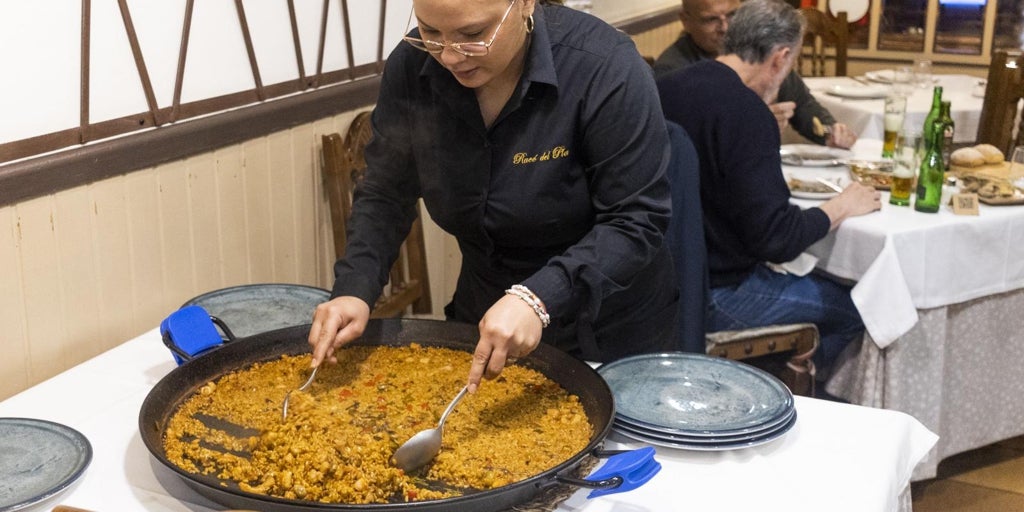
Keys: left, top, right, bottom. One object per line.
{"left": 321, "top": 111, "right": 432, "bottom": 318}
{"left": 662, "top": 120, "right": 818, "bottom": 396}
{"left": 663, "top": 120, "right": 707, "bottom": 353}
{"left": 798, "top": 8, "right": 848, "bottom": 77}
{"left": 976, "top": 50, "right": 1024, "bottom": 156}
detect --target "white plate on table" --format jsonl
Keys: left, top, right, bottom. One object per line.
{"left": 825, "top": 84, "right": 890, "bottom": 99}
{"left": 864, "top": 69, "right": 895, "bottom": 84}
{"left": 780, "top": 144, "right": 854, "bottom": 166}
{"left": 785, "top": 171, "right": 849, "bottom": 200}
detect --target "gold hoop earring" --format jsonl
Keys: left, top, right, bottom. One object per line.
{"left": 525, "top": 14, "right": 534, "bottom": 34}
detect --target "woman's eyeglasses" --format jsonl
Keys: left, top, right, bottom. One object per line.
{"left": 403, "top": 0, "right": 517, "bottom": 57}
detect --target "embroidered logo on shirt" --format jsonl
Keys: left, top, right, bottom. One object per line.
{"left": 513, "top": 145, "right": 570, "bottom": 165}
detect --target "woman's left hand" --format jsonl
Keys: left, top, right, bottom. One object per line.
{"left": 467, "top": 294, "right": 544, "bottom": 393}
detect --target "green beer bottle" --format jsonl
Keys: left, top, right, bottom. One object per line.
{"left": 915, "top": 119, "right": 945, "bottom": 213}
{"left": 939, "top": 100, "right": 954, "bottom": 170}
{"left": 922, "top": 87, "right": 943, "bottom": 152}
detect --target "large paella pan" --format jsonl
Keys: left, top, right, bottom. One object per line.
{"left": 140, "top": 318, "right": 650, "bottom": 512}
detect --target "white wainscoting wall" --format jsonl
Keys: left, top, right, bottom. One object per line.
{"left": 0, "top": 108, "right": 457, "bottom": 400}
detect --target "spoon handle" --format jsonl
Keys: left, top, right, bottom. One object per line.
{"left": 437, "top": 385, "right": 469, "bottom": 428}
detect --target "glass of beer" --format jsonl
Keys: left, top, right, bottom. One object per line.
{"left": 892, "top": 66, "right": 913, "bottom": 97}
{"left": 882, "top": 95, "right": 907, "bottom": 159}
{"left": 890, "top": 130, "right": 920, "bottom": 206}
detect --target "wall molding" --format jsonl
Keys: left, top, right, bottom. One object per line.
{"left": 0, "top": 76, "right": 379, "bottom": 208}
{"left": 0, "top": 10, "right": 679, "bottom": 209}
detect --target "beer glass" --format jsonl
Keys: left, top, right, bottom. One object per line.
{"left": 892, "top": 66, "right": 913, "bottom": 97}
{"left": 1011, "top": 146, "right": 1024, "bottom": 174}
{"left": 890, "top": 130, "right": 921, "bottom": 206}
{"left": 882, "top": 95, "right": 907, "bottom": 159}
{"left": 913, "top": 58, "right": 933, "bottom": 89}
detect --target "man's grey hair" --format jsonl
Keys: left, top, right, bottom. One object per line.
{"left": 722, "top": 0, "right": 804, "bottom": 64}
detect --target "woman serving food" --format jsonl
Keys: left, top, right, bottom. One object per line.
{"left": 308, "top": 0, "right": 678, "bottom": 392}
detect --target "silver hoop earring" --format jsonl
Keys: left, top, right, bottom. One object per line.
{"left": 526, "top": 14, "right": 534, "bottom": 34}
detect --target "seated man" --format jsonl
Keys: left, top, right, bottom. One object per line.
{"left": 657, "top": 0, "right": 880, "bottom": 375}
{"left": 654, "top": 0, "right": 857, "bottom": 149}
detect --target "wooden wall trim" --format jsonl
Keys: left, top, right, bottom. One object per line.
{"left": 0, "top": 76, "right": 379, "bottom": 208}
{"left": 0, "top": 10, "right": 678, "bottom": 209}
{"left": 614, "top": 6, "right": 679, "bottom": 36}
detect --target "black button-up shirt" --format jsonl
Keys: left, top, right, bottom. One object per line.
{"left": 332, "top": 4, "right": 676, "bottom": 359}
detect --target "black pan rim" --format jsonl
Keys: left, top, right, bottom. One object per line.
{"left": 139, "top": 318, "right": 614, "bottom": 512}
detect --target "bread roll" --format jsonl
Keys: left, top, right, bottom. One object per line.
{"left": 973, "top": 143, "right": 1005, "bottom": 164}
{"left": 951, "top": 147, "right": 985, "bottom": 167}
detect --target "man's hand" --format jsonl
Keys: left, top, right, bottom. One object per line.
{"left": 826, "top": 123, "right": 857, "bottom": 149}
{"left": 770, "top": 101, "right": 797, "bottom": 132}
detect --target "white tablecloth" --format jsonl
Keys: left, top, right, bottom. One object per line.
{"left": 0, "top": 327, "right": 937, "bottom": 512}
{"left": 805, "top": 74, "right": 984, "bottom": 143}
{"left": 787, "top": 139, "right": 1024, "bottom": 479}
{"left": 789, "top": 139, "right": 1024, "bottom": 347}
{"left": 825, "top": 288, "right": 1024, "bottom": 480}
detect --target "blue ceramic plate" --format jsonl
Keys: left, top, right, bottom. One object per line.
{"left": 183, "top": 283, "right": 330, "bottom": 338}
{"left": 598, "top": 353, "right": 794, "bottom": 436}
{"left": 614, "top": 405, "right": 796, "bottom": 442}
{"left": 0, "top": 418, "right": 92, "bottom": 511}
{"left": 612, "top": 410, "right": 797, "bottom": 451}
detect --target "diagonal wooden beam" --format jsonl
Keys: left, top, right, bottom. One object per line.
{"left": 314, "top": 0, "right": 330, "bottom": 88}
{"left": 116, "top": 0, "right": 161, "bottom": 127}
{"left": 80, "top": 0, "right": 91, "bottom": 143}
{"left": 286, "top": 0, "right": 307, "bottom": 89}
{"left": 377, "top": 0, "right": 387, "bottom": 72}
{"left": 340, "top": 0, "right": 355, "bottom": 79}
{"left": 171, "top": 0, "right": 195, "bottom": 123}
{"left": 233, "top": 0, "right": 265, "bottom": 101}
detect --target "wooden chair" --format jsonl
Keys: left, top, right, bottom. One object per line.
{"left": 663, "top": 121, "right": 818, "bottom": 397}
{"left": 321, "top": 111, "right": 432, "bottom": 318}
{"left": 976, "top": 50, "right": 1024, "bottom": 156}
{"left": 798, "top": 8, "right": 848, "bottom": 77}
{"left": 705, "top": 324, "right": 819, "bottom": 397}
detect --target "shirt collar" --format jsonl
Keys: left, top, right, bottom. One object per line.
{"left": 414, "top": 4, "right": 559, "bottom": 90}
{"left": 520, "top": 6, "right": 558, "bottom": 89}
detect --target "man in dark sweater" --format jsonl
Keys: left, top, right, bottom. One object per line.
{"left": 657, "top": 0, "right": 880, "bottom": 375}
{"left": 654, "top": 0, "right": 857, "bottom": 149}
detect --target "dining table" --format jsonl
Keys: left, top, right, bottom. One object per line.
{"left": 0, "top": 324, "right": 938, "bottom": 512}
{"left": 784, "top": 138, "right": 1024, "bottom": 480}
{"left": 803, "top": 73, "right": 985, "bottom": 142}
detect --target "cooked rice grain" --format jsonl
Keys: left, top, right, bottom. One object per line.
{"left": 163, "top": 344, "right": 592, "bottom": 504}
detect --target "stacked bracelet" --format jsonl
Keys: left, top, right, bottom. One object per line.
{"left": 505, "top": 284, "right": 551, "bottom": 328}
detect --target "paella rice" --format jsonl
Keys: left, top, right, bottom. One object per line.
{"left": 163, "top": 344, "right": 593, "bottom": 504}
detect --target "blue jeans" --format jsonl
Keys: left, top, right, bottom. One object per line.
{"left": 706, "top": 265, "right": 864, "bottom": 376}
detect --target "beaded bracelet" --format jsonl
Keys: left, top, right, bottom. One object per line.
{"left": 505, "top": 284, "right": 551, "bottom": 328}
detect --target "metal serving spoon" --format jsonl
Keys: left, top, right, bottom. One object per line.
{"left": 281, "top": 366, "right": 318, "bottom": 421}
{"left": 392, "top": 385, "right": 468, "bottom": 472}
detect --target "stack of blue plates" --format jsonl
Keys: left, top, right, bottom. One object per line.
{"left": 597, "top": 353, "right": 796, "bottom": 451}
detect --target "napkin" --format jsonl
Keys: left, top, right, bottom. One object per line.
{"left": 766, "top": 252, "right": 819, "bottom": 276}
{"left": 849, "top": 242, "right": 919, "bottom": 348}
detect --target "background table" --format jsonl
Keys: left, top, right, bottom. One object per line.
{"left": 788, "top": 139, "right": 1024, "bottom": 479}
{"left": 804, "top": 74, "right": 984, "bottom": 143}
{"left": 0, "top": 327, "right": 936, "bottom": 512}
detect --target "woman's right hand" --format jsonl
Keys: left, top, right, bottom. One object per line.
{"left": 467, "top": 294, "right": 544, "bottom": 394}
{"left": 308, "top": 296, "right": 371, "bottom": 368}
